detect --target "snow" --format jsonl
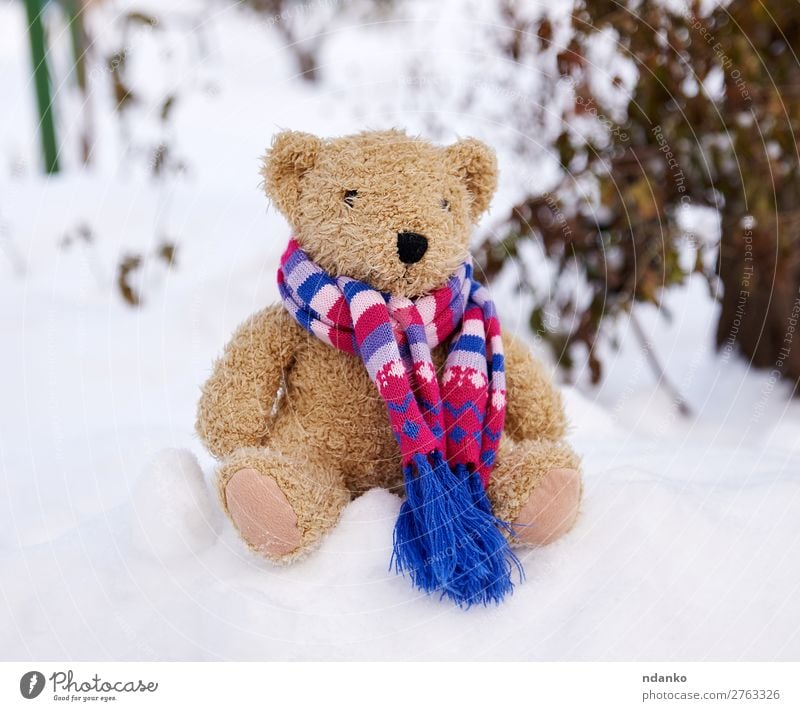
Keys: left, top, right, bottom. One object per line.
{"left": 4, "top": 429, "right": 798, "bottom": 660}
{"left": 2, "top": 0, "right": 799, "bottom": 660}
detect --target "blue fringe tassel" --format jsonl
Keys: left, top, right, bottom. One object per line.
{"left": 392, "top": 451, "right": 524, "bottom": 607}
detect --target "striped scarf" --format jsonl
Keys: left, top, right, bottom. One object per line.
{"left": 278, "top": 238, "right": 521, "bottom": 606}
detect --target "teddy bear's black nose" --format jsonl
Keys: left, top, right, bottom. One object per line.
{"left": 397, "top": 231, "right": 429, "bottom": 264}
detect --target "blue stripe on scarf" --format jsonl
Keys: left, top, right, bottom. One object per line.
{"left": 283, "top": 246, "right": 305, "bottom": 275}
{"left": 453, "top": 334, "right": 487, "bottom": 354}
{"left": 341, "top": 279, "right": 373, "bottom": 302}
{"left": 358, "top": 322, "right": 396, "bottom": 363}
{"left": 296, "top": 271, "right": 330, "bottom": 305}
{"left": 294, "top": 306, "right": 314, "bottom": 332}
{"left": 405, "top": 323, "right": 428, "bottom": 345}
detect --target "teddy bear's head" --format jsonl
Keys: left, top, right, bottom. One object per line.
{"left": 262, "top": 129, "right": 498, "bottom": 297}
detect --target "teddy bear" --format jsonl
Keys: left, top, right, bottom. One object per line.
{"left": 196, "top": 129, "right": 581, "bottom": 605}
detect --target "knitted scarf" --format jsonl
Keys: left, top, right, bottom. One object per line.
{"left": 278, "top": 238, "right": 521, "bottom": 606}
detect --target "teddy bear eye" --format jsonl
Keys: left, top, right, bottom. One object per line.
{"left": 343, "top": 190, "right": 358, "bottom": 208}
{"left": 440, "top": 198, "right": 451, "bottom": 212}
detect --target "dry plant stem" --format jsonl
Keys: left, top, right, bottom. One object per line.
{"left": 629, "top": 309, "right": 692, "bottom": 418}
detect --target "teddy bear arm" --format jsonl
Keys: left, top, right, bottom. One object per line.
{"left": 502, "top": 332, "right": 567, "bottom": 442}
{"left": 196, "top": 305, "right": 302, "bottom": 459}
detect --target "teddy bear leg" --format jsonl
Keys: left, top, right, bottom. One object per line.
{"left": 216, "top": 446, "right": 351, "bottom": 563}
{"left": 486, "top": 438, "right": 582, "bottom": 547}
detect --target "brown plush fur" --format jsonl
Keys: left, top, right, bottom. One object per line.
{"left": 197, "top": 129, "right": 582, "bottom": 563}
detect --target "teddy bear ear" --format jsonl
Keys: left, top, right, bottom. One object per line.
{"left": 445, "top": 138, "right": 498, "bottom": 221}
{"left": 261, "top": 130, "right": 323, "bottom": 223}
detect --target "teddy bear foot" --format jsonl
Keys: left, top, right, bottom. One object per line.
{"left": 217, "top": 447, "right": 351, "bottom": 562}
{"left": 511, "top": 467, "right": 581, "bottom": 546}
{"left": 224, "top": 467, "right": 303, "bottom": 557}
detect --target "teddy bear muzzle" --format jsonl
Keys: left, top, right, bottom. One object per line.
{"left": 396, "top": 231, "right": 429, "bottom": 264}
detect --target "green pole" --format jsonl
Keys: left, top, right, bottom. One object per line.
{"left": 24, "top": 0, "right": 60, "bottom": 174}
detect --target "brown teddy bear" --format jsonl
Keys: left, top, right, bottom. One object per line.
{"left": 196, "top": 129, "right": 581, "bottom": 604}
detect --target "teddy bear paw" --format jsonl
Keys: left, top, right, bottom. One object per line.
{"left": 224, "top": 468, "right": 302, "bottom": 557}
{"left": 511, "top": 467, "right": 581, "bottom": 546}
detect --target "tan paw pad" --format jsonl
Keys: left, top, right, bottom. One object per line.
{"left": 512, "top": 467, "right": 581, "bottom": 546}
{"left": 225, "top": 468, "right": 302, "bottom": 556}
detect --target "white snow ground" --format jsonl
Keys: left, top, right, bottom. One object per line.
{"left": 1, "top": 0, "right": 799, "bottom": 660}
